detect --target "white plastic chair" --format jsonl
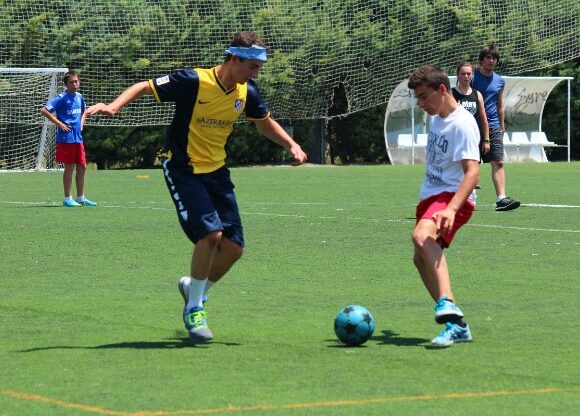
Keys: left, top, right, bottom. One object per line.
{"left": 397, "top": 134, "right": 413, "bottom": 147}
{"left": 530, "top": 131, "right": 555, "bottom": 145}
{"left": 510, "top": 132, "right": 530, "bottom": 144}
{"left": 415, "top": 134, "right": 428, "bottom": 146}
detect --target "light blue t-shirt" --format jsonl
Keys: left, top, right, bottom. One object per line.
{"left": 471, "top": 70, "right": 505, "bottom": 129}
{"left": 44, "top": 91, "right": 86, "bottom": 143}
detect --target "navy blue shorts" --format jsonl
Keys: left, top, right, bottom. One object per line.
{"left": 162, "top": 159, "right": 244, "bottom": 247}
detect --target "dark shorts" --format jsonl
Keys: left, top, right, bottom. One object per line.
{"left": 481, "top": 127, "right": 504, "bottom": 163}
{"left": 56, "top": 142, "right": 86, "bottom": 165}
{"left": 162, "top": 159, "right": 244, "bottom": 247}
{"left": 416, "top": 192, "right": 474, "bottom": 248}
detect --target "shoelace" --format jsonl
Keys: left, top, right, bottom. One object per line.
{"left": 189, "top": 310, "right": 207, "bottom": 328}
{"left": 439, "top": 323, "right": 458, "bottom": 338}
{"left": 435, "top": 300, "right": 451, "bottom": 311}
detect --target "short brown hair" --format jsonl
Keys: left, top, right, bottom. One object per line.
{"left": 63, "top": 70, "right": 79, "bottom": 84}
{"left": 230, "top": 31, "right": 266, "bottom": 48}
{"left": 407, "top": 65, "right": 450, "bottom": 92}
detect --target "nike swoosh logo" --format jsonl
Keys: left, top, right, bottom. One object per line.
{"left": 198, "top": 100, "right": 210, "bottom": 104}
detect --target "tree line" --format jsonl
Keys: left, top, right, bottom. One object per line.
{"left": 0, "top": 0, "right": 578, "bottom": 166}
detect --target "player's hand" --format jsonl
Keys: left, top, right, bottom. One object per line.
{"left": 59, "top": 123, "right": 71, "bottom": 132}
{"left": 289, "top": 145, "right": 307, "bottom": 166}
{"left": 86, "top": 103, "right": 116, "bottom": 117}
{"left": 432, "top": 208, "right": 455, "bottom": 235}
{"left": 482, "top": 142, "right": 491, "bottom": 154}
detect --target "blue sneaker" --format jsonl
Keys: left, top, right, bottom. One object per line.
{"left": 77, "top": 198, "right": 97, "bottom": 206}
{"left": 184, "top": 307, "right": 213, "bottom": 342}
{"left": 431, "top": 322, "right": 472, "bottom": 347}
{"left": 434, "top": 296, "right": 464, "bottom": 324}
{"left": 178, "top": 276, "right": 208, "bottom": 309}
{"left": 63, "top": 199, "right": 82, "bottom": 207}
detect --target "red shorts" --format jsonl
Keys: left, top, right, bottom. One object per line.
{"left": 56, "top": 142, "right": 86, "bottom": 165}
{"left": 415, "top": 192, "right": 474, "bottom": 248}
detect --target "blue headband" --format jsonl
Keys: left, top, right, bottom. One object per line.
{"left": 225, "top": 45, "right": 268, "bottom": 62}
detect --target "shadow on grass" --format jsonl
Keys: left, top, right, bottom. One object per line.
{"left": 372, "top": 330, "right": 429, "bottom": 347}
{"left": 15, "top": 337, "right": 241, "bottom": 352}
{"left": 325, "top": 340, "right": 371, "bottom": 349}
{"left": 324, "top": 329, "right": 429, "bottom": 348}
{"left": 20, "top": 205, "right": 62, "bottom": 208}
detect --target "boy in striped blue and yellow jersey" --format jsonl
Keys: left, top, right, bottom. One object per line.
{"left": 87, "top": 31, "right": 307, "bottom": 342}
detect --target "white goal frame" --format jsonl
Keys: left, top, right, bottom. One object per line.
{"left": 0, "top": 67, "right": 68, "bottom": 171}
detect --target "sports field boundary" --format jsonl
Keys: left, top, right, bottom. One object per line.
{"left": 2, "top": 387, "right": 579, "bottom": 415}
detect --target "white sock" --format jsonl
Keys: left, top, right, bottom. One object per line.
{"left": 496, "top": 195, "right": 506, "bottom": 202}
{"left": 187, "top": 277, "right": 207, "bottom": 310}
{"left": 64, "top": 196, "right": 73, "bottom": 202}
{"left": 76, "top": 195, "right": 86, "bottom": 202}
{"left": 203, "top": 280, "right": 215, "bottom": 297}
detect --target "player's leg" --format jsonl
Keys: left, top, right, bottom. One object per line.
{"left": 179, "top": 234, "right": 243, "bottom": 310}
{"left": 162, "top": 159, "right": 223, "bottom": 341}
{"left": 490, "top": 159, "right": 505, "bottom": 197}
{"left": 412, "top": 219, "right": 454, "bottom": 302}
{"left": 487, "top": 129, "right": 519, "bottom": 211}
{"left": 75, "top": 162, "right": 86, "bottom": 198}
{"left": 414, "top": 194, "right": 468, "bottom": 347}
{"left": 62, "top": 163, "right": 81, "bottom": 207}
{"left": 208, "top": 237, "right": 244, "bottom": 283}
{"left": 56, "top": 143, "right": 81, "bottom": 206}
{"left": 202, "top": 165, "right": 245, "bottom": 293}
{"left": 63, "top": 163, "right": 75, "bottom": 198}
{"left": 73, "top": 144, "right": 96, "bottom": 206}
{"left": 415, "top": 197, "right": 475, "bottom": 347}
{"left": 185, "top": 231, "right": 223, "bottom": 309}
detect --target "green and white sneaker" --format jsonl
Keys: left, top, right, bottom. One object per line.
{"left": 184, "top": 307, "right": 213, "bottom": 342}
{"left": 431, "top": 322, "right": 472, "bottom": 347}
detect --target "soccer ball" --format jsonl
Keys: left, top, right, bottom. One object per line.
{"left": 334, "top": 305, "right": 376, "bottom": 346}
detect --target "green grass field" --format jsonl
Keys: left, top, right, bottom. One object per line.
{"left": 1, "top": 163, "right": 579, "bottom": 415}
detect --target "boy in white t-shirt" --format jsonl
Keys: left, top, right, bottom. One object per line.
{"left": 407, "top": 65, "right": 480, "bottom": 347}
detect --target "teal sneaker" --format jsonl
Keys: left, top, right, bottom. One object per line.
{"left": 77, "top": 198, "right": 97, "bottom": 206}
{"left": 434, "top": 296, "right": 464, "bottom": 324}
{"left": 178, "top": 276, "right": 208, "bottom": 309}
{"left": 184, "top": 307, "right": 213, "bottom": 342}
{"left": 431, "top": 322, "right": 472, "bottom": 347}
{"left": 63, "top": 199, "right": 82, "bottom": 207}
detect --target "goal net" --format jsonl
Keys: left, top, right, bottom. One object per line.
{"left": 0, "top": 68, "right": 68, "bottom": 171}
{"left": 0, "top": 1, "right": 578, "bottom": 128}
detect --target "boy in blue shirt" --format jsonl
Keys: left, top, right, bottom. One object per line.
{"left": 472, "top": 44, "right": 520, "bottom": 211}
{"left": 41, "top": 71, "right": 96, "bottom": 207}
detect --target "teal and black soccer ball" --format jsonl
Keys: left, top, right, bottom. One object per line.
{"left": 334, "top": 305, "right": 375, "bottom": 346}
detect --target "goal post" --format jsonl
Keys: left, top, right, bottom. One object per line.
{"left": 0, "top": 67, "right": 68, "bottom": 171}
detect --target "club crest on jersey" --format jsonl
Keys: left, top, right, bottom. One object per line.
{"left": 234, "top": 99, "right": 244, "bottom": 113}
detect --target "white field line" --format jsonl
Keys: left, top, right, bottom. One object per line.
{"left": 3, "top": 200, "right": 580, "bottom": 208}
{"left": 1, "top": 200, "right": 580, "bottom": 233}
{"left": 521, "top": 203, "right": 580, "bottom": 208}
